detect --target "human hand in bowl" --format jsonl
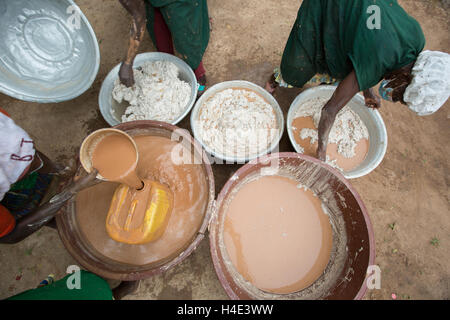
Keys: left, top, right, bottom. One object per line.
{"left": 118, "top": 0, "right": 146, "bottom": 88}
{"left": 119, "top": 62, "right": 135, "bottom": 87}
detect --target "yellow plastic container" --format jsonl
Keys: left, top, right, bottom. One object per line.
{"left": 106, "top": 180, "right": 174, "bottom": 244}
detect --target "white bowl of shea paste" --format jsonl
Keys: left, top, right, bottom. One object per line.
{"left": 191, "top": 80, "right": 284, "bottom": 163}
{"left": 287, "top": 86, "right": 388, "bottom": 179}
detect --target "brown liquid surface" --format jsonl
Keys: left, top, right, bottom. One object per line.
{"left": 291, "top": 116, "right": 369, "bottom": 171}
{"left": 92, "top": 133, "right": 142, "bottom": 189}
{"left": 76, "top": 135, "right": 208, "bottom": 265}
{"left": 223, "top": 175, "right": 333, "bottom": 294}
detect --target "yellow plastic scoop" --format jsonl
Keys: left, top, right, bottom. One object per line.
{"left": 106, "top": 179, "right": 174, "bottom": 245}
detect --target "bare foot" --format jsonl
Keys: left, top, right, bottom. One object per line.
{"left": 265, "top": 82, "right": 275, "bottom": 94}
{"left": 363, "top": 88, "right": 381, "bottom": 109}
{"left": 265, "top": 74, "right": 278, "bottom": 94}
{"left": 119, "top": 62, "right": 135, "bottom": 87}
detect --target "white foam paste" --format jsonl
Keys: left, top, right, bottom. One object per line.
{"left": 295, "top": 97, "right": 369, "bottom": 159}
{"left": 197, "top": 88, "right": 279, "bottom": 159}
{"left": 112, "top": 61, "right": 191, "bottom": 123}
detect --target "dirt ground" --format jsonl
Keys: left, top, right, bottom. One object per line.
{"left": 0, "top": 0, "right": 449, "bottom": 300}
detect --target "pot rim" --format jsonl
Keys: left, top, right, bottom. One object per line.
{"left": 209, "top": 152, "right": 375, "bottom": 300}
{"left": 56, "top": 120, "right": 215, "bottom": 281}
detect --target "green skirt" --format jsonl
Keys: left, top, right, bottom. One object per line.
{"left": 280, "top": 0, "right": 425, "bottom": 90}
{"left": 280, "top": 0, "right": 330, "bottom": 88}
{"left": 145, "top": 0, "right": 210, "bottom": 70}
{"left": 7, "top": 271, "right": 113, "bottom": 300}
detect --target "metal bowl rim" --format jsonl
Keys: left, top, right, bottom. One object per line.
{"left": 98, "top": 52, "right": 198, "bottom": 127}
{"left": 0, "top": 0, "right": 100, "bottom": 103}
{"left": 209, "top": 152, "right": 376, "bottom": 300}
{"left": 190, "top": 80, "right": 285, "bottom": 163}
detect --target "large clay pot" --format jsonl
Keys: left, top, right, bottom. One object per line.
{"left": 209, "top": 153, "right": 375, "bottom": 300}
{"left": 56, "top": 120, "right": 215, "bottom": 281}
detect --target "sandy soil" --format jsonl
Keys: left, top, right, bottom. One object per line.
{"left": 0, "top": 0, "right": 448, "bottom": 300}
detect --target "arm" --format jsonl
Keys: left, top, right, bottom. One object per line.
{"left": 0, "top": 170, "right": 99, "bottom": 244}
{"left": 316, "top": 70, "right": 360, "bottom": 161}
{"left": 118, "top": 0, "right": 147, "bottom": 87}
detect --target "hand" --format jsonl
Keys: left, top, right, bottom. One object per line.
{"left": 119, "top": 62, "right": 135, "bottom": 87}
{"left": 363, "top": 89, "right": 381, "bottom": 109}
{"left": 70, "top": 169, "right": 99, "bottom": 194}
{"left": 118, "top": 0, "right": 145, "bottom": 88}
{"left": 0, "top": 169, "right": 99, "bottom": 244}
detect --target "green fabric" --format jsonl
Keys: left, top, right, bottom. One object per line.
{"left": 145, "top": 0, "right": 210, "bottom": 70}
{"left": 281, "top": 0, "right": 425, "bottom": 91}
{"left": 2, "top": 172, "right": 55, "bottom": 218}
{"left": 148, "top": 0, "right": 179, "bottom": 6}
{"left": 7, "top": 271, "right": 113, "bottom": 300}
{"left": 9, "top": 172, "right": 38, "bottom": 191}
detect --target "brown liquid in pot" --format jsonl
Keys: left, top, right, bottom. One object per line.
{"left": 223, "top": 175, "right": 333, "bottom": 294}
{"left": 76, "top": 135, "right": 208, "bottom": 265}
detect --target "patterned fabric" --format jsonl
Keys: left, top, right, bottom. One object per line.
{"left": 145, "top": 0, "right": 210, "bottom": 70}
{"left": 307, "top": 73, "right": 338, "bottom": 86}
{"left": 378, "top": 79, "right": 394, "bottom": 102}
{"left": 1, "top": 172, "right": 55, "bottom": 218}
{"left": 274, "top": 67, "right": 338, "bottom": 88}
{"left": 273, "top": 67, "right": 293, "bottom": 88}
{"left": 38, "top": 275, "right": 55, "bottom": 288}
